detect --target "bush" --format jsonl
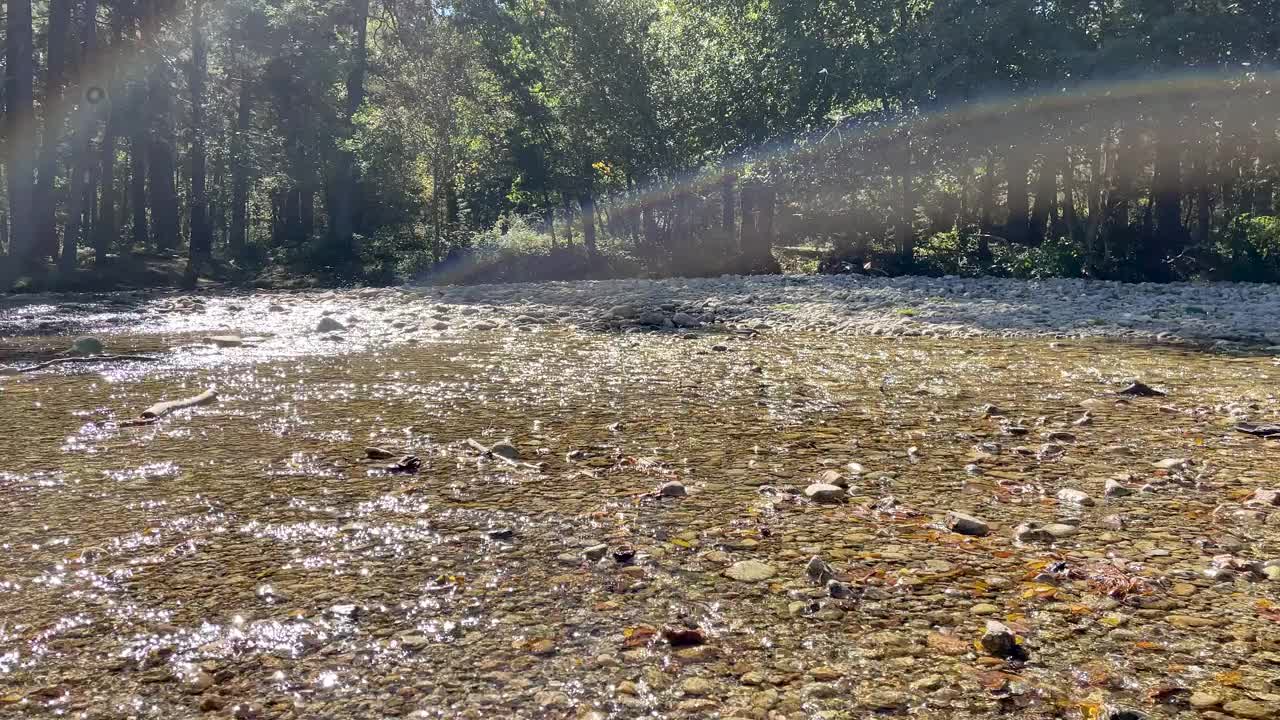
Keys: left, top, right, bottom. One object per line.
{"left": 1217, "top": 214, "right": 1280, "bottom": 282}
{"left": 913, "top": 227, "right": 989, "bottom": 276}
{"left": 994, "top": 235, "right": 1084, "bottom": 280}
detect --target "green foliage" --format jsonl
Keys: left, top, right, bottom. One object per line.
{"left": 913, "top": 227, "right": 989, "bottom": 277}
{"left": 996, "top": 236, "right": 1085, "bottom": 281}
{"left": 913, "top": 228, "right": 1084, "bottom": 280}
{"left": 1217, "top": 215, "right": 1280, "bottom": 282}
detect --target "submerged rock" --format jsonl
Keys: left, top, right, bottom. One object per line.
{"left": 980, "top": 620, "right": 1026, "bottom": 660}
{"left": 725, "top": 560, "right": 777, "bottom": 582}
{"left": 489, "top": 439, "right": 519, "bottom": 460}
{"left": 1057, "top": 488, "right": 1095, "bottom": 506}
{"left": 1014, "top": 521, "right": 1078, "bottom": 543}
{"left": 804, "top": 483, "right": 846, "bottom": 504}
{"left": 945, "top": 510, "right": 990, "bottom": 537}
{"left": 71, "top": 336, "right": 104, "bottom": 355}
{"left": 1118, "top": 381, "right": 1166, "bottom": 397}
{"left": 672, "top": 312, "right": 699, "bottom": 328}
{"left": 1104, "top": 479, "right": 1135, "bottom": 498}
{"left": 805, "top": 556, "right": 835, "bottom": 584}
{"left": 659, "top": 480, "right": 688, "bottom": 498}
{"left": 315, "top": 317, "right": 345, "bottom": 333}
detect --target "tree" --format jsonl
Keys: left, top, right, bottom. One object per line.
{"left": 4, "top": 0, "right": 37, "bottom": 275}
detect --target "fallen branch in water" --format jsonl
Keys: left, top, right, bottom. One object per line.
{"left": 119, "top": 388, "right": 219, "bottom": 427}
{"left": 464, "top": 438, "right": 545, "bottom": 471}
{"left": 16, "top": 355, "right": 159, "bottom": 373}
{"left": 140, "top": 388, "right": 219, "bottom": 419}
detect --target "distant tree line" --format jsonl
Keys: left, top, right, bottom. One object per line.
{"left": 2, "top": 0, "right": 1278, "bottom": 288}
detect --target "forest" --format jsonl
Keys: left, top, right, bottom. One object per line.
{"left": 2, "top": 0, "right": 1279, "bottom": 290}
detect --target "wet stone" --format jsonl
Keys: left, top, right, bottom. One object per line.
{"left": 804, "top": 483, "right": 846, "bottom": 504}
{"left": 71, "top": 336, "right": 105, "bottom": 355}
{"left": 725, "top": 560, "right": 777, "bottom": 582}
{"left": 980, "top": 620, "right": 1025, "bottom": 660}
{"left": 805, "top": 556, "right": 834, "bottom": 584}
{"left": 1105, "top": 478, "right": 1135, "bottom": 497}
{"left": 945, "top": 510, "right": 990, "bottom": 537}
{"left": 659, "top": 480, "right": 688, "bottom": 497}
{"left": 315, "top": 317, "right": 345, "bottom": 333}
{"left": 1222, "top": 699, "right": 1274, "bottom": 719}
{"left": 1057, "top": 488, "right": 1095, "bottom": 506}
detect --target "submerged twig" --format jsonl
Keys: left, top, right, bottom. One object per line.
{"left": 15, "top": 355, "right": 159, "bottom": 373}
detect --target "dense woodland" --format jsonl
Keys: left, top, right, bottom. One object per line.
{"left": 1, "top": 0, "right": 1279, "bottom": 289}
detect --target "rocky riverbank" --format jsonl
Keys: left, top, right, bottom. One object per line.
{"left": 4, "top": 275, "right": 1280, "bottom": 363}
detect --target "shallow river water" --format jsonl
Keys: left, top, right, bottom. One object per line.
{"left": 1, "top": 291, "right": 1279, "bottom": 720}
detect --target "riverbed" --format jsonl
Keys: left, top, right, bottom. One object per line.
{"left": 1, "top": 281, "right": 1279, "bottom": 720}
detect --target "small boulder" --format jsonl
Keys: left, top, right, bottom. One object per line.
{"left": 489, "top": 440, "right": 519, "bottom": 460}
{"left": 725, "top": 560, "right": 777, "bottom": 582}
{"left": 980, "top": 620, "right": 1026, "bottom": 660}
{"left": 71, "top": 336, "right": 105, "bottom": 355}
{"left": 1246, "top": 488, "right": 1280, "bottom": 507}
{"left": 315, "top": 317, "right": 345, "bottom": 333}
{"left": 1118, "top": 381, "right": 1166, "bottom": 397}
{"left": 659, "top": 480, "right": 687, "bottom": 498}
{"left": 583, "top": 544, "right": 609, "bottom": 561}
{"left": 945, "top": 511, "right": 990, "bottom": 537}
{"left": 672, "top": 312, "right": 699, "bottom": 328}
{"left": 816, "top": 469, "right": 847, "bottom": 488}
{"left": 805, "top": 556, "right": 835, "bottom": 584}
{"left": 1104, "top": 479, "right": 1135, "bottom": 498}
{"left": 827, "top": 580, "right": 853, "bottom": 599}
{"left": 202, "top": 335, "right": 244, "bottom": 348}
{"left": 637, "top": 310, "right": 667, "bottom": 327}
{"left": 1057, "top": 488, "right": 1095, "bottom": 506}
{"left": 804, "top": 483, "right": 846, "bottom": 504}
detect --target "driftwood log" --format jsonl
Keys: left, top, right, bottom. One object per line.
{"left": 16, "top": 355, "right": 159, "bottom": 373}
{"left": 140, "top": 388, "right": 219, "bottom": 419}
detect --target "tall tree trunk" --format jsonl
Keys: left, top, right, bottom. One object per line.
{"left": 1193, "top": 136, "right": 1212, "bottom": 249}
{"left": 738, "top": 181, "right": 779, "bottom": 274}
{"left": 1005, "top": 145, "right": 1030, "bottom": 245}
{"left": 128, "top": 7, "right": 149, "bottom": 254}
{"left": 739, "top": 182, "right": 757, "bottom": 259}
{"left": 129, "top": 129, "right": 149, "bottom": 251}
{"left": 1030, "top": 152, "right": 1056, "bottom": 243}
{"left": 60, "top": 0, "right": 102, "bottom": 274}
{"left": 141, "top": 1, "right": 180, "bottom": 252}
{"left": 721, "top": 170, "right": 735, "bottom": 238}
{"left": 897, "top": 138, "right": 915, "bottom": 261}
{"left": 1113, "top": 125, "right": 1138, "bottom": 228}
{"left": 580, "top": 193, "right": 598, "bottom": 257}
{"left": 229, "top": 81, "right": 252, "bottom": 257}
{"left": 3, "top": 0, "right": 37, "bottom": 276}
{"left": 979, "top": 152, "right": 995, "bottom": 233}
{"left": 758, "top": 185, "right": 778, "bottom": 271}
{"left": 1061, "top": 147, "right": 1078, "bottom": 241}
{"left": 641, "top": 199, "right": 660, "bottom": 259}
{"left": 95, "top": 22, "right": 123, "bottom": 266}
{"left": 1150, "top": 112, "right": 1186, "bottom": 277}
{"left": 188, "top": 0, "right": 211, "bottom": 274}
{"left": 1259, "top": 119, "right": 1279, "bottom": 216}
{"left": 330, "top": 0, "right": 370, "bottom": 264}
{"left": 35, "top": 0, "right": 74, "bottom": 262}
